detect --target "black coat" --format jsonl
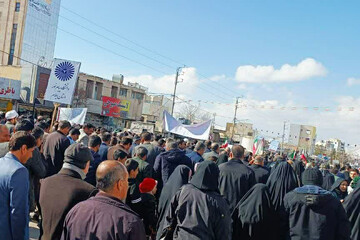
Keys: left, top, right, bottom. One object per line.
{"left": 266, "top": 162, "right": 298, "bottom": 239}
{"left": 250, "top": 164, "right": 270, "bottom": 184}
{"left": 138, "top": 193, "right": 157, "bottom": 236}
{"left": 153, "top": 148, "right": 193, "bottom": 193}
{"left": 84, "top": 150, "right": 103, "bottom": 186}
{"left": 43, "top": 131, "right": 70, "bottom": 177}
{"left": 156, "top": 165, "right": 191, "bottom": 240}
{"left": 232, "top": 184, "right": 280, "bottom": 240}
{"left": 284, "top": 185, "right": 350, "bottom": 240}
{"left": 162, "top": 161, "right": 231, "bottom": 240}
{"left": 219, "top": 159, "right": 256, "bottom": 212}
{"left": 343, "top": 187, "right": 360, "bottom": 240}
{"left": 39, "top": 168, "right": 96, "bottom": 240}
{"left": 216, "top": 153, "right": 228, "bottom": 165}
{"left": 322, "top": 170, "right": 335, "bottom": 191}
{"left": 61, "top": 192, "right": 146, "bottom": 240}
{"left": 294, "top": 160, "right": 305, "bottom": 186}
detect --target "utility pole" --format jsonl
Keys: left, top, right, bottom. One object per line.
{"left": 281, "top": 121, "right": 287, "bottom": 155}
{"left": 171, "top": 67, "right": 182, "bottom": 116}
{"left": 231, "top": 97, "right": 240, "bottom": 143}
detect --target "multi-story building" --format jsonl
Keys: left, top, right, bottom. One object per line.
{"left": 142, "top": 94, "right": 172, "bottom": 124}
{"left": 225, "top": 122, "right": 254, "bottom": 142}
{"left": 288, "top": 124, "right": 317, "bottom": 155}
{"left": 0, "top": 0, "right": 60, "bottom": 109}
{"left": 316, "top": 139, "right": 345, "bottom": 153}
{"left": 73, "top": 73, "right": 146, "bottom": 129}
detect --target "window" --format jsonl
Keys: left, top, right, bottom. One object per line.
{"left": 15, "top": 2, "right": 20, "bottom": 12}
{"left": 111, "top": 86, "right": 118, "bottom": 98}
{"left": 119, "top": 88, "right": 128, "bottom": 97}
{"left": 86, "top": 80, "right": 94, "bottom": 98}
{"left": 132, "top": 91, "right": 144, "bottom": 100}
{"left": 94, "top": 82, "right": 103, "bottom": 100}
{"left": 7, "top": 24, "right": 18, "bottom": 65}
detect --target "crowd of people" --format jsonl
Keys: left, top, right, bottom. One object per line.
{"left": 1, "top": 110, "right": 360, "bottom": 240}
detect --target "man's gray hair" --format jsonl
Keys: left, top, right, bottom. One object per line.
{"left": 96, "top": 161, "right": 127, "bottom": 192}
{"left": 254, "top": 156, "right": 264, "bottom": 164}
{"left": 195, "top": 142, "right": 205, "bottom": 151}
{"left": 166, "top": 138, "right": 178, "bottom": 150}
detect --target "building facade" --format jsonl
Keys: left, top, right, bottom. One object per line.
{"left": 226, "top": 122, "right": 254, "bottom": 142}
{"left": 288, "top": 124, "right": 317, "bottom": 155}
{"left": 0, "top": 0, "right": 60, "bottom": 103}
{"left": 142, "top": 94, "right": 172, "bottom": 122}
{"left": 316, "top": 138, "right": 345, "bottom": 153}
{"left": 73, "top": 73, "right": 146, "bottom": 129}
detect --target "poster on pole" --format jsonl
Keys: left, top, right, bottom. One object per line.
{"left": 44, "top": 59, "right": 81, "bottom": 104}
{"left": 57, "top": 108, "right": 87, "bottom": 125}
{"left": 268, "top": 140, "right": 280, "bottom": 152}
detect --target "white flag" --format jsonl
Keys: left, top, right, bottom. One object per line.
{"left": 44, "top": 58, "right": 81, "bottom": 105}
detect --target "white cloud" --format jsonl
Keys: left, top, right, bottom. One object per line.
{"left": 235, "top": 58, "right": 327, "bottom": 83}
{"left": 125, "top": 67, "right": 199, "bottom": 97}
{"left": 347, "top": 77, "right": 360, "bottom": 86}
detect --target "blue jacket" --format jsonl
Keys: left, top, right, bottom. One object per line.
{"left": 98, "top": 142, "right": 109, "bottom": 161}
{"left": 85, "top": 150, "right": 102, "bottom": 186}
{"left": 0, "top": 153, "right": 29, "bottom": 240}
{"left": 186, "top": 151, "right": 204, "bottom": 164}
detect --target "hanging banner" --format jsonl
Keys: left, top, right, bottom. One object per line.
{"left": 163, "top": 111, "right": 211, "bottom": 140}
{"left": 101, "top": 96, "right": 130, "bottom": 118}
{"left": 0, "top": 78, "right": 21, "bottom": 100}
{"left": 44, "top": 59, "right": 81, "bottom": 104}
{"left": 57, "top": 108, "right": 87, "bottom": 125}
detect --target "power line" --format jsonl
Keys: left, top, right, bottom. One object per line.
{"left": 59, "top": 5, "right": 240, "bottom": 99}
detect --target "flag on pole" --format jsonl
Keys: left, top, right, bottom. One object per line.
{"left": 253, "top": 137, "right": 264, "bottom": 155}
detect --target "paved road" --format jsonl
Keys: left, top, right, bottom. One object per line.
{"left": 30, "top": 221, "right": 40, "bottom": 240}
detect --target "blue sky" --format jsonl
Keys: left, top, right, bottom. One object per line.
{"left": 54, "top": 0, "right": 360, "bottom": 144}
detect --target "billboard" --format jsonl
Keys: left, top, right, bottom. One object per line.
{"left": 101, "top": 96, "right": 130, "bottom": 118}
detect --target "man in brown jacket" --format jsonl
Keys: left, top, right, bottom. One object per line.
{"left": 107, "top": 136, "right": 132, "bottom": 160}
{"left": 61, "top": 160, "right": 146, "bottom": 240}
{"left": 39, "top": 143, "right": 97, "bottom": 240}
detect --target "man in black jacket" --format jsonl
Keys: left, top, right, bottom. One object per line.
{"left": 218, "top": 145, "right": 256, "bottom": 213}
{"left": 43, "top": 120, "right": 71, "bottom": 177}
{"left": 250, "top": 155, "right": 270, "bottom": 184}
{"left": 284, "top": 168, "right": 350, "bottom": 240}
{"left": 153, "top": 138, "right": 193, "bottom": 194}
{"left": 39, "top": 143, "right": 96, "bottom": 240}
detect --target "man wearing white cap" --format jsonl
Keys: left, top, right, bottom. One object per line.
{"left": 5, "top": 110, "right": 18, "bottom": 134}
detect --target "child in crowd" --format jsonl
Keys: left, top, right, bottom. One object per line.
{"left": 125, "top": 159, "right": 141, "bottom": 213}
{"left": 139, "top": 178, "right": 158, "bottom": 240}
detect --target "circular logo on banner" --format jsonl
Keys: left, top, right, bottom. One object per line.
{"left": 55, "top": 61, "right": 75, "bottom": 81}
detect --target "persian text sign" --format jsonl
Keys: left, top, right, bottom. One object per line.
{"left": 101, "top": 96, "right": 130, "bottom": 118}
{"left": 44, "top": 59, "right": 81, "bottom": 104}
{"left": 0, "top": 78, "right": 21, "bottom": 100}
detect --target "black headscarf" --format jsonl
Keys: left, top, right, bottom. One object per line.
{"left": 343, "top": 187, "right": 360, "bottom": 240}
{"left": 156, "top": 165, "right": 191, "bottom": 240}
{"left": 321, "top": 169, "right": 335, "bottom": 191}
{"left": 266, "top": 161, "right": 298, "bottom": 212}
{"left": 330, "top": 178, "right": 348, "bottom": 200}
{"left": 232, "top": 183, "right": 280, "bottom": 240}
{"left": 190, "top": 160, "right": 220, "bottom": 192}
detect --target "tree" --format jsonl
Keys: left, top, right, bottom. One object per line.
{"left": 177, "top": 104, "right": 212, "bottom": 124}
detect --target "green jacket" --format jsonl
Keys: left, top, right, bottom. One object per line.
{"left": 132, "top": 156, "right": 153, "bottom": 183}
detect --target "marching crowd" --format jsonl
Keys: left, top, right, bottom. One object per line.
{"left": 1, "top": 110, "right": 360, "bottom": 240}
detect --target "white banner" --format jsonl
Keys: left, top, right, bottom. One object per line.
{"left": 57, "top": 108, "right": 87, "bottom": 125}
{"left": 0, "top": 78, "right": 21, "bottom": 100}
{"left": 130, "top": 122, "right": 154, "bottom": 134}
{"left": 163, "top": 111, "right": 211, "bottom": 140}
{"left": 44, "top": 59, "right": 81, "bottom": 104}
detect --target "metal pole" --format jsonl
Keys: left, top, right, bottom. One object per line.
{"left": 281, "top": 121, "right": 286, "bottom": 155}
{"left": 171, "top": 67, "right": 181, "bottom": 116}
{"left": 231, "top": 97, "right": 239, "bottom": 143}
